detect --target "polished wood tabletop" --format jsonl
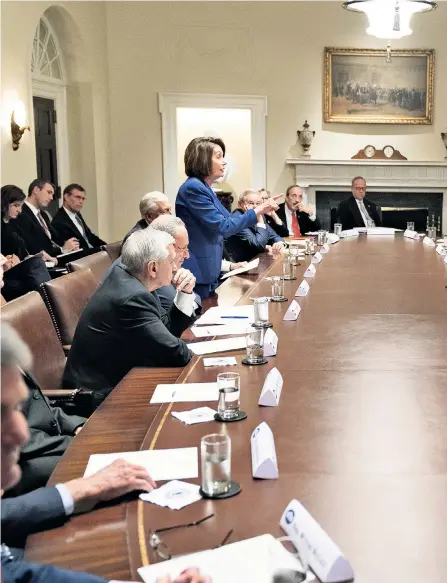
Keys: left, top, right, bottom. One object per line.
{"left": 26, "top": 236, "right": 447, "bottom": 582}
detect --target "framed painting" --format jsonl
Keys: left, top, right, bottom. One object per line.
{"left": 324, "top": 47, "right": 434, "bottom": 124}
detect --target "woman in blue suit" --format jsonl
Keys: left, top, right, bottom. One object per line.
{"left": 176, "top": 137, "right": 280, "bottom": 299}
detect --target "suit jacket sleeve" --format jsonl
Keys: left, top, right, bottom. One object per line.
{"left": 266, "top": 224, "right": 283, "bottom": 244}
{"left": 1, "top": 558, "right": 107, "bottom": 583}
{"left": 266, "top": 216, "right": 289, "bottom": 238}
{"left": 120, "top": 293, "right": 193, "bottom": 367}
{"left": 1, "top": 487, "right": 67, "bottom": 545}
{"left": 183, "top": 182, "right": 258, "bottom": 237}
{"left": 52, "top": 405, "right": 86, "bottom": 435}
{"left": 84, "top": 223, "right": 106, "bottom": 247}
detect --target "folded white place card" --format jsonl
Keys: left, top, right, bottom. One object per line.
{"left": 423, "top": 236, "right": 436, "bottom": 247}
{"left": 264, "top": 328, "right": 278, "bottom": 357}
{"left": 311, "top": 251, "right": 323, "bottom": 264}
{"left": 84, "top": 447, "right": 198, "bottom": 481}
{"left": 187, "top": 336, "right": 246, "bottom": 356}
{"left": 251, "top": 421, "right": 278, "bottom": 479}
{"left": 444, "top": 255, "right": 447, "bottom": 265}
{"left": 303, "top": 264, "right": 316, "bottom": 278}
{"left": 295, "top": 280, "right": 310, "bottom": 297}
{"left": 258, "top": 367, "right": 283, "bottom": 407}
{"left": 435, "top": 244, "right": 446, "bottom": 256}
{"left": 320, "top": 243, "right": 330, "bottom": 254}
{"left": 326, "top": 233, "right": 340, "bottom": 244}
{"left": 150, "top": 382, "right": 218, "bottom": 403}
{"left": 220, "top": 257, "right": 259, "bottom": 280}
{"left": 403, "top": 229, "right": 420, "bottom": 240}
{"left": 340, "top": 229, "right": 358, "bottom": 238}
{"left": 280, "top": 499, "right": 354, "bottom": 583}
{"left": 283, "top": 300, "right": 301, "bottom": 321}
{"left": 138, "top": 533, "right": 315, "bottom": 583}
{"left": 203, "top": 356, "right": 237, "bottom": 367}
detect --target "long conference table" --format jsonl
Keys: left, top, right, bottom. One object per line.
{"left": 26, "top": 236, "right": 447, "bottom": 583}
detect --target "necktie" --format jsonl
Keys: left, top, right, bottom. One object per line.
{"left": 358, "top": 200, "right": 375, "bottom": 227}
{"left": 291, "top": 212, "right": 301, "bottom": 237}
{"left": 37, "top": 211, "right": 51, "bottom": 239}
{"left": 75, "top": 214, "right": 92, "bottom": 248}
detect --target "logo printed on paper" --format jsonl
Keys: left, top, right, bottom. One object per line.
{"left": 252, "top": 427, "right": 261, "bottom": 438}
{"left": 285, "top": 509, "right": 295, "bottom": 524}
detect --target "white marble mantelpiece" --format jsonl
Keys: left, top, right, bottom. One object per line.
{"left": 287, "top": 159, "right": 447, "bottom": 228}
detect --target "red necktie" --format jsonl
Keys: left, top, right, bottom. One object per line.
{"left": 291, "top": 212, "right": 301, "bottom": 237}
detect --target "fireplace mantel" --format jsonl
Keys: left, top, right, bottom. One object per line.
{"left": 286, "top": 158, "right": 447, "bottom": 227}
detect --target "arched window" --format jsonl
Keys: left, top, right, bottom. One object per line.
{"left": 31, "top": 16, "right": 64, "bottom": 82}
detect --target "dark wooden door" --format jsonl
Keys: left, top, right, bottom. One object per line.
{"left": 33, "top": 96, "right": 60, "bottom": 216}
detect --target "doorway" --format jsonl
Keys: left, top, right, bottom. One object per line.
{"left": 33, "top": 96, "right": 60, "bottom": 216}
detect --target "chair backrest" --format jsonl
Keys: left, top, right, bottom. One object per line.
{"left": 103, "top": 240, "right": 122, "bottom": 262}
{"left": 40, "top": 268, "right": 98, "bottom": 347}
{"left": 67, "top": 250, "right": 112, "bottom": 284}
{"left": 1, "top": 291, "right": 66, "bottom": 390}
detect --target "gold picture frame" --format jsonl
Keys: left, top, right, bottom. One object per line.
{"left": 324, "top": 47, "right": 434, "bottom": 125}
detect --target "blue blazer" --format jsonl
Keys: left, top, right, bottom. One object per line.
{"left": 176, "top": 178, "right": 257, "bottom": 289}
{"left": 2, "top": 556, "right": 107, "bottom": 583}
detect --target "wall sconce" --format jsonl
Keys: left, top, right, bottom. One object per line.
{"left": 11, "top": 102, "right": 30, "bottom": 151}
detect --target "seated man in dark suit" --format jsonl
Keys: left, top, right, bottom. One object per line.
{"left": 1, "top": 323, "right": 207, "bottom": 583}
{"left": 224, "top": 190, "right": 286, "bottom": 262}
{"left": 277, "top": 185, "right": 321, "bottom": 236}
{"left": 122, "top": 190, "right": 172, "bottom": 247}
{"left": 52, "top": 183, "right": 106, "bottom": 250}
{"left": 63, "top": 229, "right": 194, "bottom": 407}
{"left": 151, "top": 215, "right": 202, "bottom": 314}
{"left": 258, "top": 188, "right": 289, "bottom": 237}
{"left": 337, "top": 176, "right": 382, "bottom": 230}
{"left": 12, "top": 179, "right": 80, "bottom": 261}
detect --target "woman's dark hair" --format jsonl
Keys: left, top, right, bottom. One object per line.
{"left": 1, "top": 185, "right": 26, "bottom": 220}
{"left": 184, "top": 137, "right": 226, "bottom": 179}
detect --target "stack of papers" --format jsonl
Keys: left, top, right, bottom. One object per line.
{"left": 150, "top": 383, "right": 219, "bottom": 403}
{"left": 203, "top": 357, "right": 237, "bottom": 367}
{"left": 83, "top": 448, "right": 198, "bottom": 481}
{"left": 220, "top": 258, "right": 259, "bottom": 280}
{"left": 140, "top": 480, "right": 202, "bottom": 510}
{"left": 191, "top": 324, "right": 248, "bottom": 338}
{"left": 172, "top": 407, "right": 216, "bottom": 425}
{"left": 194, "top": 305, "right": 254, "bottom": 326}
{"left": 187, "top": 337, "right": 246, "bottom": 355}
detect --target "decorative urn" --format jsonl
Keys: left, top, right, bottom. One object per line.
{"left": 297, "top": 120, "right": 315, "bottom": 158}
{"left": 441, "top": 132, "right": 447, "bottom": 160}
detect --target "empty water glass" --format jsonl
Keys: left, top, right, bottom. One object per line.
{"left": 283, "top": 255, "right": 296, "bottom": 280}
{"left": 317, "top": 230, "right": 326, "bottom": 245}
{"left": 289, "top": 246, "right": 300, "bottom": 266}
{"left": 407, "top": 221, "right": 415, "bottom": 231}
{"left": 201, "top": 433, "right": 231, "bottom": 496}
{"left": 217, "top": 372, "right": 240, "bottom": 420}
{"left": 245, "top": 326, "right": 265, "bottom": 364}
{"left": 253, "top": 297, "right": 270, "bottom": 327}
{"left": 427, "top": 226, "right": 437, "bottom": 241}
{"left": 271, "top": 276, "right": 285, "bottom": 301}
{"left": 334, "top": 223, "right": 342, "bottom": 236}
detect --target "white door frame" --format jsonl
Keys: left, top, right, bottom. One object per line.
{"left": 32, "top": 78, "right": 69, "bottom": 206}
{"left": 158, "top": 92, "right": 267, "bottom": 201}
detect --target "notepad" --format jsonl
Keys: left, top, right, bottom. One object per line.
{"left": 191, "top": 324, "right": 248, "bottom": 338}
{"left": 194, "top": 305, "right": 254, "bottom": 326}
{"left": 150, "top": 382, "right": 219, "bottom": 403}
{"left": 187, "top": 336, "right": 246, "bottom": 355}
{"left": 220, "top": 258, "right": 259, "bottom": 280}
{"left": 83, "top": 447, "right": 198, "bottom": 481}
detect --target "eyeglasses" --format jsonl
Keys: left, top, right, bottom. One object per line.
{"left": 148, "top": 514, "right": 234, "bottom": 561}
{"left": 354, "top": 187, "right": 366, "bottom": 191}
{"left": 245, "top": 201, "right": 262, "bottom": 208}
{"left": 175, "top": 244, "right": 189, "bottom": 253}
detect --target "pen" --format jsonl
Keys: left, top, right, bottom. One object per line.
{"left": 221, "top": 316, "right": 249, "bottom": 319}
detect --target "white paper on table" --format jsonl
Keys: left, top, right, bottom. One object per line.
{"left": 280, "top": 500, "right": 354, "bottom": 583}
{"left": 191, "top": 324, "right": 248, "bottom": 338}
{"left": 326, "top": 233, "right": 339, "bottom": 244}
{"left": 436, "top": 244, "right": 447, "bottom": 256}
{"left": 423, "top": 236, "right": 436, "bottom": 247}
{"left": 140, "top": 480, "right": 202, "bottom": 510}
{"left": 340, "top": 229, "right": 359, "bottom": 238}
{"left": 194, "top": 305, "right": 254, "bottom": 326}
{"left": 84, "top": 447, "right": 198, "bottom": 481}
{"left": 283, "top": 300, "right": 301, "bottom": 321}
{"left": 150, "top": 383, "right": 219, "bottom": 403}
{"left": 171, "top": 407, "right": 216, "bottom": 425}
{"left": 366, "top": 227, "right": 398, "bottom": 235}
{"left": 251, "top": 422, "right": 278, "bottom": 479}
{"left": 220, "top": 257, "right": 259, "bottom": 280}
{"left": 138, "top": 533, "right": 315, "bottom": 583}
{"left": 303, "top": 264, "right": 316, "bottom": 278}
{"left": 187, "top": 336, "right": 246, "bottom": 356}
{"left": 203, "top": 357, "right": 237, "bottom": 367}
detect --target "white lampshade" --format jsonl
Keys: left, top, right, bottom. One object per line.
{"left": 343, "top": 0, "right": 437, "bottom": 39}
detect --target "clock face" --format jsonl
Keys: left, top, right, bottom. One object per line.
{"left": 383, "top": 145, "right": 395, "bottom": 158}
{"left": 364, "top": 145, "right": 376, "bottom": 158}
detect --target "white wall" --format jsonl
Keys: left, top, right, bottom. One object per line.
{"left": 105, "top": 1, "right": 447, "bottom": 238}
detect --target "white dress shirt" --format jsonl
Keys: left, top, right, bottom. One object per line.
{"left": 355, "top": 198, "right": 374, "bottom": 227}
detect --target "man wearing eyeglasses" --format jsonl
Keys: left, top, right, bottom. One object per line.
{"left": 337, "top": 176, "right": 382, "bottom": 230}
{"left": 224, "top": 190, "right": 285, "bottom": 262}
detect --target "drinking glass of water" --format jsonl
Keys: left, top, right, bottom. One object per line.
{"left": 217, "top": 372, "right": 240, "bottom": 420}
{"left": 283, "top": 255, "right": 296, "bottom": 280}
{"left": 244, "top": 326, "right": 265, "bottom": 364}
{"left": 271, "top": 276, "right": 285, "bottom": 301}
{"left": 201, "top": 433, "right": 231, "bottom": 496}
{"left": 334, "top": 223, "right": 342, "bottom": 236}
{"left": 289, "top": 245, "right": 300, "bottom": 266}
{"left": 253, "top": 296, "right": 271, "bottom": 327}
{"left": 427, "top": 226, "right": 437, "bottom": 241}
{"left": 407, "top": 221, "right": 415, "bottom": 231}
